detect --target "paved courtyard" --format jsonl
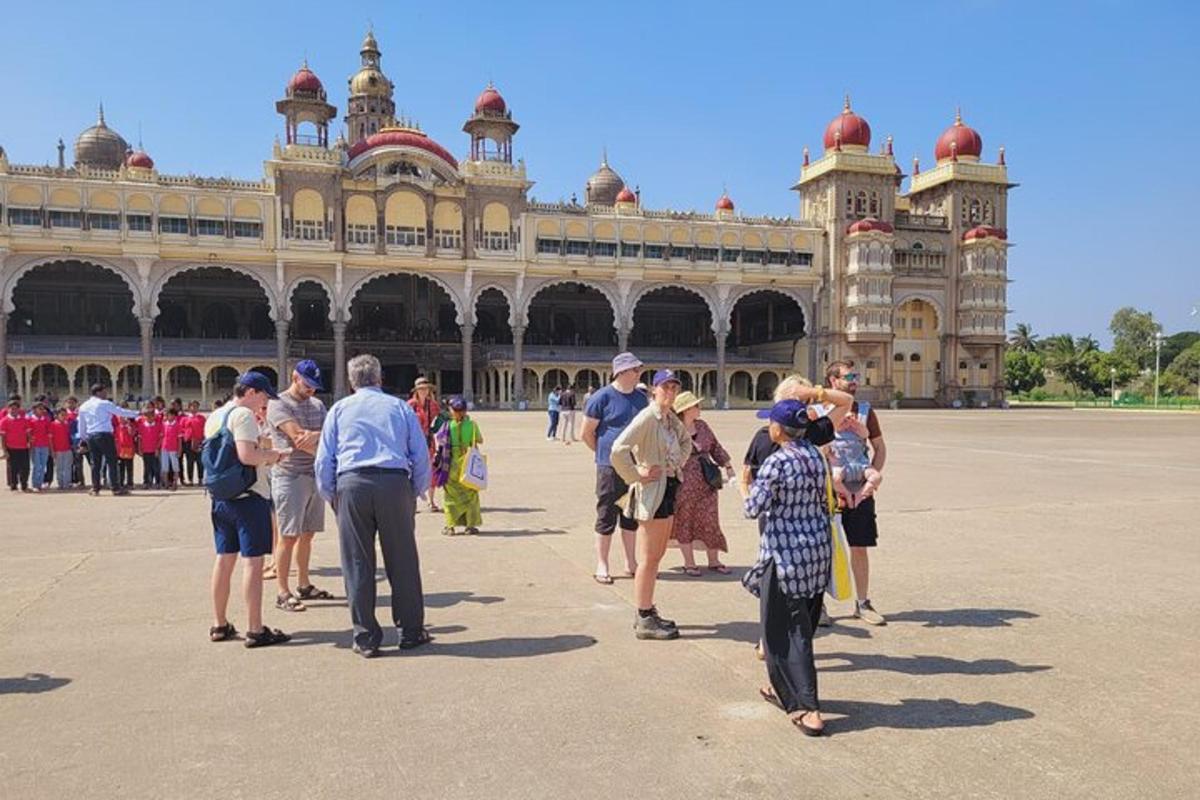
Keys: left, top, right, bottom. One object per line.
{"left": 1, "top": 408, "right": 1197, "bottom": 799}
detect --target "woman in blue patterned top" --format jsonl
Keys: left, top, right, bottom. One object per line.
{"left": 741, "top": 398, "right": 839, "bottom": 736}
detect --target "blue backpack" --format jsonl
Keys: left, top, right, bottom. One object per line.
{"left": 202, "top": 408, "right": 257, "bottom": 500}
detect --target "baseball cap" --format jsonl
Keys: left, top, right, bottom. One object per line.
{"left": 756, "top": 399, "right": 809, "bottom": 428}
{"left": 294, "top": 359, "right": 324, "bottom": 391}
{"left": 448, "top": 395, "right": 467, "bottom": 411}
{"left": 611, "top": 351, "right": 643, "bottom": 375}
{"left": 237, "top": 371, "right": 278, "bottom": 399}
{"left": 652, "top": 369, "right": 681, "bottom": 387}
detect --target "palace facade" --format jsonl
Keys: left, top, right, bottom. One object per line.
{"left": 0, "top": 31, "right": 1012, "bottom": 408}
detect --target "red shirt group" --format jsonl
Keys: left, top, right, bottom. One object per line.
{"left": 0, "top": 412, "right": 32, "bottom": 450}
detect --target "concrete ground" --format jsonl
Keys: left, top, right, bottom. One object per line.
{"left": 1, "top": 409, "right": 1197, "bottom": 799}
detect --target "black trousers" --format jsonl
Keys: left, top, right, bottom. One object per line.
{"left": 7, "top": 449, "right": 31, "bottom": 490}
{"left": 336, "top": 470, "right": 424, "bottom": 650}
{"left": 86, "top": 433, "right": 120, "bottom": 493}
{"left": 118, "top": 458, "right": 135, "bottom": 488}
{"left": 759, "top": 562, "right": 823, "bottom": 713}
{"left": 182, "top": 440, "right": 203, "bottom": 482}
{"left": 141, "top": 453, "right": 161, "bottom": 487}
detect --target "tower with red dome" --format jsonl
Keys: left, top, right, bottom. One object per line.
{"left": 275, "top": 60, "right": 337, "bottom": 148}
{"left": 463, "top": 82, "right": 519, "bottom": 163}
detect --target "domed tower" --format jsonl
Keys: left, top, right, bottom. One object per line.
{"left": 74, "top": 105, "right": 129, "bottom": 170}
{"left": 276, "top": 61, "right": 337, "bottom": 147}
{"left": 585, "top": 151, "right": 625, "bottom": 206}
{"left": 463, "top": 82, "right": 519, "bottom": 163}
{"left": 345, "top": 30, "right": 396, "bottom": 146}
{"left": 935, "top": 109, "right": 983, "bottom": 164}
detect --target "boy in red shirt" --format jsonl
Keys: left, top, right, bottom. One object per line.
{"left": 28, "top": 402, "right": 53, "bottom": 491}
{"left": 115, "top": 416, "right": 136, "bottom": 489}
{"left": 1, "top": 397, "right": 33, "bottom": 491}
{"left": 160, "top": 408, "right": 183, "bottom": 491}
{"left": 183, "top": 400, "right": 207, "bottom": 484}
{"left": 135, "top": 405, "right": 162, "bottom": 488}
{"left": 50, "top": 408, "right": 75, "bottom": 490}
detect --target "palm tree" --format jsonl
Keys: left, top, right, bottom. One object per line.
{"left": 1008, "top": 323, "right": 1039, "bottom": 352}
{"left": 1076, "top": 334, "right": 1099, "bottom": 353}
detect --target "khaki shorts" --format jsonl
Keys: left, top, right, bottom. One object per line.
{"left": 271, "top": 471, "right": 325, "bottom": 536}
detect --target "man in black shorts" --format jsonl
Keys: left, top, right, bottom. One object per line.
{"left": 825, "top": 360, "right": 887, "bottom": 625}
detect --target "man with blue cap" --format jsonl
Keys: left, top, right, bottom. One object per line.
{"left": 266, "top": 359, "right": 334, "bottom": 612}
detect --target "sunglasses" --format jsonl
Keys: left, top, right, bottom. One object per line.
{"left": 841, "top": 372, "right": 861, "bottom": 381}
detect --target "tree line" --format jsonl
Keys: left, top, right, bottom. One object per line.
{"left": 1005, "top": 307, "right": 1200, "bottom": 399}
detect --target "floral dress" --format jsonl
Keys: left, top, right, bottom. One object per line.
{"left": 742, "top": 439, "right": 832, "bottom": 599}
{"left": 672, "top": 419, "right": 731, "bottom": 552}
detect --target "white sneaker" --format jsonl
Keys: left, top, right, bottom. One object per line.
{"left": 853, "top": 600, "right": 886, "bottom": 626}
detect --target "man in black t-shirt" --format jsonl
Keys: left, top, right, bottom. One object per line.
{"left": 559, "top": 386, "right": 578, "bottom": 444}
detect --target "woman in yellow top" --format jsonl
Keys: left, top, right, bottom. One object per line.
{"left": 442, "top": 396, "right": 483, "bottom": 536}
{"left": 610, "top": 369, "right": 692, "bottom": 640}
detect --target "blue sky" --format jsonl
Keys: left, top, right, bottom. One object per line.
{"left": 1, "top": 1, "right": 1197, "bottom": 343}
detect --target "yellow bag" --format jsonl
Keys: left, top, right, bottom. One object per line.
{"left": 822, "top": 452, "right": 854, "bottom": 602}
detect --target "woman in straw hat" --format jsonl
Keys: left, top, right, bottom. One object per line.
{"left": 670, "top": 391, "right": 736, "bottom": 576}
{"left": 408, "top": 376, "right": 442, "bottom": 513}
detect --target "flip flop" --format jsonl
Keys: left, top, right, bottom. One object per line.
{"left": 708, "top": 564, "right": 732, "bottom": 574}
{"left": 593, "top": 573, "right": 614, "bottom": 585}
{"left": 682, "top": 566, "right": 703, "bottom": 577}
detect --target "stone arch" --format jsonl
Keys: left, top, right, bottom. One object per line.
{"left": 343, "top": 270, "right": 465, "bottom": 326}
{"left": 2, "top": 255, "right": 142, "bottom": 316}
{"left": 628, "top": 283, "right": 720, "bottom": 336}
{"left": 207, "top": 365, "right": 241, "bottom": 398}
{"left": 470, "top": 283, "right": 517, "bottom": 324}
{"left": 75, "top": 364, "right": 113, "bottom": 391}
{"left": 165, "top": 365, "right": 202, "bottom": 396}
{"left": 29, "top": 363, "right": 71, "bottom": 395}
{"left": 519, "top": 278, "right": 621, "bottom": 330}
{"left": 756, "top": 371, "right": 780, "bottom": 401}
{"left": 892, "top": 291, "right": 944, "bottom": 333}
{"left": 724, "top": 286, "right": 810, "bottom": 342}
{"left": 284, "top": 275, "right": 337, "bottom": 322}
{"left": 472, "top": 286, "right": 514, "bottom": 344}
{"left": 150, "top": 263, "right": 280, "bottom": 322}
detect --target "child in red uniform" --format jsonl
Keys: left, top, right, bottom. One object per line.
{"left": 160, "top": 409, "right": 182, "bottom": 491}
{"left": 115, "top": 417, "right": 136, "bottom": 489}
{"left": 183, "top": 400, "right": 207, "bottom": 484}
{"left": 135, "top": 405, "right": 162, "bottom": 488}
{"left": 1, "top": 398, "right": 33, "bottom": 491}
{"left": 50, "top": 408, "right": 75, "bottom": 490}
{"left": 28, "top": 402, "right": 53, "bottom": 491}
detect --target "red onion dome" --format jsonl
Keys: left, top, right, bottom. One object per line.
{"left": 962, "top": 225, "right": 1007, "bottom": 242}
{"left": 474, "top": 83, "right": 507, "bottom": 115}
{"left": 347, "top": 127, "right": 459, "bottom": 169}
{"left": 847, "top": 218, "right": 893, "bottom": 235}
{"left": 935, "top": 110, "right": 983, "bottom": 162}
{"left": 125, "top": 150, "right": 154, "bottom": 169}
{"left": 715, "top": 193, "right": 735, "bottom": 211}
{"left": 287, "top": 64, "right": 324, "bottom": 95}
{"left": 615, "top": 186, "right": 637, "bottom": 204}
{"left": 823, "top": 96, "right": 871, "bottom": 151}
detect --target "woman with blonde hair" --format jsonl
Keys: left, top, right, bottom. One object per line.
{"left": 670, "top": 391, "right": 736, "bottom": 576}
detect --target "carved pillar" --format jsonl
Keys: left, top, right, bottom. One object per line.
{"left": 275, "top": 319, "right": 289, "bottom": 387}
{"left": 333, "top": 320, "right": 347, "bottom": 399}
{"left": 461, "top": 323, "right": 474, "bottom": 404}
{"left": 0, "top": 311, "right": 8, "bottom": 398}
{"left": 512, "top": 324, "right": 526, "bottom": 406}
{"left": 716, "top": 325, "right": 728, "bottom": 409}
{"left": 617, "top": 325, "right": 630, "bottom": 353}
{"left": 139, "top": 317, "right": 154, "bottom": 399}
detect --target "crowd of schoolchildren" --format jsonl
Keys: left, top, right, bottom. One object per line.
{"left": 1, "top": 392, "right": 211, "bottom": 492}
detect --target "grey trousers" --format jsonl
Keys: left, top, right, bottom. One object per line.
{"left": 335, "top": 470, "right": 424, "bottom": 649}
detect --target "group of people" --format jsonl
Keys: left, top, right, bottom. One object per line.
{"left": 1, "top": 390, "right": 210, "bottom": 494}
{"left": 546, "top": 384, "right": 590, "bottom": 444}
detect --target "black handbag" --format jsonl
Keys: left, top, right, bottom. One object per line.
{"left": 699, "top": 454, "right": 724, "bottom": 489}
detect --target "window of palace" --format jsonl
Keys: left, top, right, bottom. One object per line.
{"left": 719, "top": 247, "right": 738, "bottom": 262}
{"left": 233, "top": 220, "right": 262, "bottom": 239}
{"left": 159, "top": 215, "right": 190, "bottom": 235}
{"left": 644, "top": 244, "right": 665, "bottom": 260}
{"left": 387, "top": 225, "right": 425, "bottom": 247}
{"left": 8, "top": 207, "right": 40, "bottom": 226}
{"left": 911, "top": 317, "right": 923, "bottom": 331}
{"left": 593, "top": 241, "right": 617, "bottom": 258}
{"left": 896, "top": 316, "right": 906, "bottom": 329}
{"left": 480, "top": 229, "right": 511, "bottom": 250}
{"left": 196, "top": 218, "right": 226, "bottom": 237}
{"left": 910, "top": 353, "right": 921, "bottom": 361}
{"left": 434, "top": 228, "right": 463, "bottom": 250}
{"left": 127, "top": 213, "right": 152, "bottom": 232}
{"left": 49, "top": 210, "right": 82, "bottom": 228}
{"left": 894, "top": 353, "right": 905, "bottom": 361}
{"left": 869, "top": 192, "right": 880, "bottom": 216}
{"left": 347, "top": 223, "right": 376, "bottom": 245}
{"left": 855, "top": 191, "right": 867, "bottom": 215}
{"left": 620, "top": 242, "right": 641, "bottom": 258}
{"left": 794, "top": 252, "right": 813, "bottom": 266}
{"left": 767, "top": 251, "right": 789, "bottom": 265}
{"left": 696, "top": 247, "right": 718, "bottom": 262}
{"left": 293, "top": 218, "right": 326, "bottom": 241}
{"left": 668, "top": 245, "right": 692, "bottom": 260}
{"left": 742, "top": 249, "right": 765, "bottom": 264}
{"left": 565, "top": 239, "right": 590, "bottom": 256}
{"left": 536, "top": 238, "right": 562, "bottom": 255}
{"left": 88, "top": 212, "right": 121, "bottom": 231}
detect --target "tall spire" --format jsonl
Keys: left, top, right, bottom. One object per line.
{"left": 97, "top": 102, "right": 106, "bottom": 126}
{"left": 843, "top": 93, "right": 851, "bottom": 113}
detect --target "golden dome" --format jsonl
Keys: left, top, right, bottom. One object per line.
{"left": 585, "top": 152, "right": 625, "bottom": 206}
{"left": 74, "top": 105, "right": 129, "bottom": 170}
{"left": 349, "top": 67, "right": 392, "bottom": 97}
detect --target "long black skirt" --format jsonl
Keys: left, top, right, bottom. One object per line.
{"left": 759, "top": 559, "right": 824, "bottom": 713}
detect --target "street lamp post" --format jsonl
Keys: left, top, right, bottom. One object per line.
{"left": 1153, "top": 331, "right": 1164, "bottom": 408}
{"left": 1110, "top": 366, "right": 1117, "bottom": 407}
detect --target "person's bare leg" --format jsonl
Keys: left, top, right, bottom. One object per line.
{"left": 621, "top": 529, "right": 638, "bottom": 574}
{"left": 850, "top": 546, "right": 870, "bottom": 601}
{"left": 263, "top": 517, "right": 280, "bottom": 578}
{"left": 634, "top": 519, "right": 672, "bottom": 609}
{"left": 681, "top": 540, "right": 698, "bottom": 570}
{"left": 296, "top": 533, "right": 314, "bottom": 588}
{"left": 595, "top": 532, "right": 614, "bottom": 577}
{"left": 275, "top": 535, "right": 297, "bottom": 596}
{"left": 706, "top": 548, "right": 725, "bottom": 568}
{"left": 243, "top": 555, "right": 265, "bottom": 633}
{"left": 211, "top": 554, "right": 237, "bottom": 626}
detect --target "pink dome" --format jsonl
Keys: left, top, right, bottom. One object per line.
{"left": 716, "top": 193, "right": 734, "bottom": 211}
{"left": 823, "top": 97, "right": 871, "bottom": 151}
{"left": 962, "top": 225, "right": 1006, "bottom": 242}
{"left": 125, "top": 150, "right": 154, "bottom": 169}
{"left": 846, "top": 218, "right": 894, "bottom": 235}
{"left": 347, "top": 128, "right": 458, "bottom": 169}
{"left": 474, "top": 84, "right": 507, "bottom": 115}
{"left": 287, "top": 65, "right": 324, "bottom": 95}
{"left": 615, "top": 186, "right": 637, "bottom": 204}
{"left": 935, "top": 110, "right": 983, "bottom": 161}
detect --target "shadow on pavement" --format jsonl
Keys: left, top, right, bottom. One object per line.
{"left": 0, "top": 673, "right": 72, "bottom": 694}
{"left": 481, "top": 506, "right": 547, "bottom": 514}
{"left": 411, "top": 634, "right": 598, "bottom": 659}
{"left": 658, "top": 567, "right": 746, "bottom": 583}
{"left": 885, "top": 609, "right": 1039, "bottom": 628}
{"left": 677, "top": 619, "right": 871, "bottom": 644}
{"left": 472, "top": 528, "right": 567, "bottom": 538}
{"left": 818, "top": 652, "right": 1052, "bottom": 675}
{"left": 821, "top": 697, "right": 1035, "bottom": 733}
{"left": 426, "top": 591, "right": 506, "bottom": 608}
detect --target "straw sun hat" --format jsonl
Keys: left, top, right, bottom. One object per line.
{"left": 672, "top": 391, "right": 703, "bottom": 414}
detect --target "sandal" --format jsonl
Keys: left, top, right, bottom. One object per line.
{"left": 708, "top": 563, "right": 731, "bottom": 574}
{"left": 759, "top": 686, "right": 783, "bottom": 709}
{"left": 295, "top": 584, "right": 334, "bottom": 601}
{"left": 441, "top": 527, "right": 458, "bottom": 536}
{"left": 790, "top": 710, "right": 825, "bottom": 737}
{"left": 399, "top": 628, "right": 433, "bottom": 650}
{"left": 244, "top": 627, "right": 291, "bottom": 649}
{"left": 593, "top": 573, "right": 614, "bottom": 585}
{"left": 466, "top": 527, "right": 480, "bottom": 535}
{"left": 682, "top": 566, "right": 702, "bottom": 577}
{"left": 275, "top": 592, "right": 307, "bottom": 612}
{"left": 262, "top": 565, "right": 277, "bottom": 581}
{"left": 209, "top": 622, "right": 237, "bottom": 642}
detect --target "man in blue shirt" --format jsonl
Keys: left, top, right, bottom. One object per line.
{"left": 546, "top": 386, "right": 562, "bottom": 441}
{"left": 581, "top": 351, "right": 649, "bottom": 584}
{"left": 315, "top": 354, "right": 432, "bottom": 658}
{"left": 77, "top": 383, "right": 141, "bottom": 496}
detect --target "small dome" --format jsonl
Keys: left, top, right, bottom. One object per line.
{"left": 474, "top": 83, "right": 507, "bottom": 115}
{"left": 586, "top": 156, "right": 624, "bottom": 206}
{"left": 847, "top": 218, "right": 894, "bottom": 235}
{"left": 823, "top": 96, "right": 871, "bottom": 151}
{"left": 349, "top": 67, "right": 392, "bottom": 97}
{"left": 346, "top": 127, "right": 458, "bottom": 169}
{"left": 935, "top": 110, "right": 983, "bottom": 162}
{"left": 615, "top": 186, "right": 637, "bottom": 204}
{"left": 74, "top": 106, "right": 129, "bottom": 170}
{"left": 125, "top": 149, "right": 154, "bottom": 169}
{"left": 288, "top": 63, "right": 324, "bottom": 96}
{"left": 716, "top": 193, "right": 735, "bottom": 211}
{"left": 962, "top": 225, "right": 1006, "bottom": 242}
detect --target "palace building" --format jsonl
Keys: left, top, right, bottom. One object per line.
{"left": 0, "top": 31, "right": 1012, "bottom": 408}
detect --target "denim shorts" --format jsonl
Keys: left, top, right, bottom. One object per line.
{"left": 211, "top": 493, "right": 274, "bottom": 557}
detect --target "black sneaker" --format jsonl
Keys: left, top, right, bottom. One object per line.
{"left": 352, "top": 643, "right": 380, "bottom": 659}
{"left": 648, "top": 606, "right": 677, "bottom": 629}
{"left": 635, "top": 610, "right": 680, "bottom": 640}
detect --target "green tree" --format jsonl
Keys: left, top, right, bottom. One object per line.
{"left": 1160, "top": 331, "right": 1200, "bottom": 367}
{"left": 1109, "top": 307, "right": 1161, "bottom": 370}
{"left": 1008, "top": 322, "right": 1039, "bottom": 353}
{"left": 1088, "top": 352, "right": 1138, "bottom": 397}
{"left": 1165, "top": 340, "right": 1200, "bottom": 387}
{"left": 1004, "top": 349, "right": 1046, "bottom": 394}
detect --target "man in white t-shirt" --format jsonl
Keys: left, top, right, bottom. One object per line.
{"left": 204, "top": 371, "right": 291, "bottom": 649}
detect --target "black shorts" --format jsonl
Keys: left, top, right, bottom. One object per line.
{"left": 840, "top": 496, "right": 878, "bottom": 548}
{"left": 595, "top": 465, "right": 638, "bottom": 536}
{"left": 654, "top": 477, "right": 680, "bottom": 519}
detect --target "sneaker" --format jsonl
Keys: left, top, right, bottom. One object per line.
{"left": 854, "top": 600, "right": 886, "bottom": 626}
{"left": 818, "top": 607, "right": 833, "bottom": 627}
{"left": 352, "top": 643, "right": 380, "bottom": 659}
{"left": 649, "top": 606, "right": 677, "bottom": 629}
{"left": 634, "top": 609, "right": 680, "bottom": 640}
